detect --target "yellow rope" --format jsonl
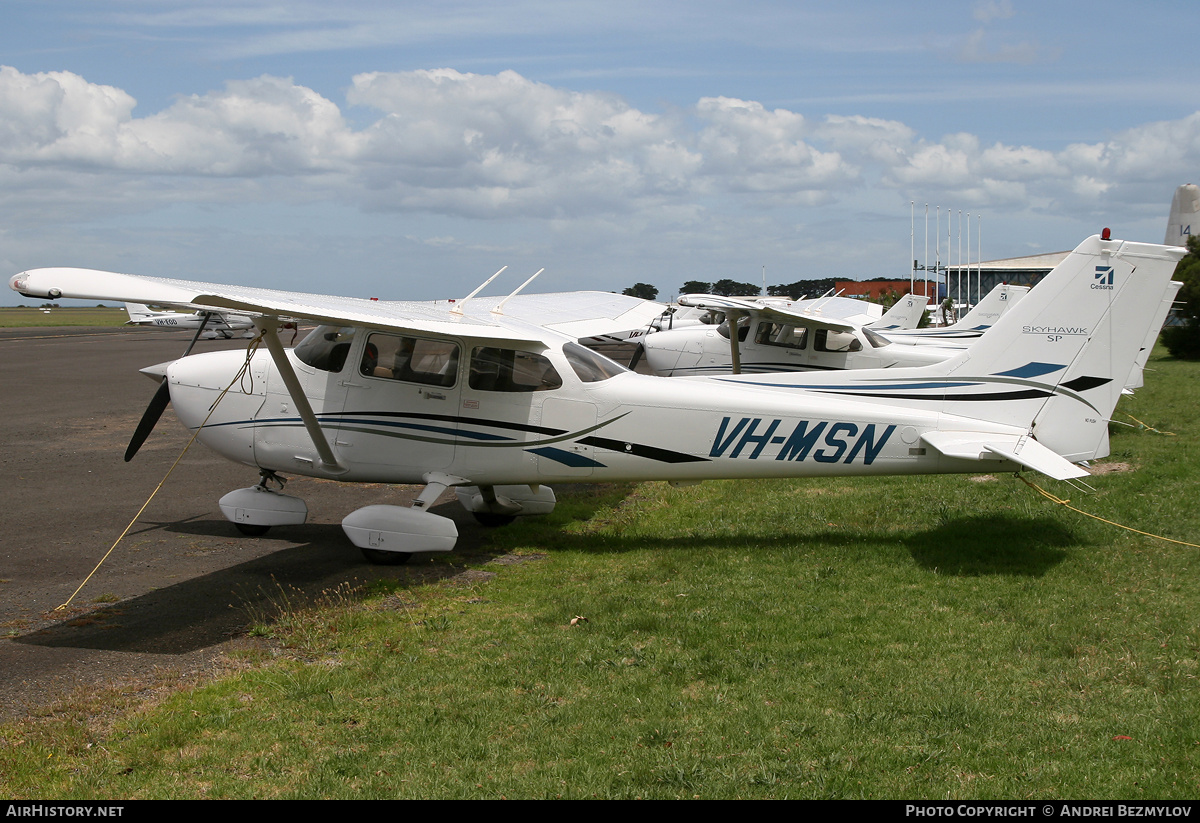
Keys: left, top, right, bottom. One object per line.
{"left": 1123, "top": 412, "right": 1175, "bottom": 436}
{"left": 57, "top": 335, "right": 264, "bottom": 610}
{"left": 1017, "top": 474, "right": 1200, "bottom": 549}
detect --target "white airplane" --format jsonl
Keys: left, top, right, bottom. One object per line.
{"left": 601, "top": 290, "right": 926, "bottom": 351}
{"left": 639, "top": 293, "right": 958, "bottom": 377}
{"left": 9, "top": 234, "right": 1184, "bottom": 564}
{"left": 1165, "top": 183, "right": 1198, "bottom": 246}
{"left": 124, "top": 302, "right": 260, "bottom": 339}
{"left": 876, "top": 283, "right": 1029, "bottom": 347}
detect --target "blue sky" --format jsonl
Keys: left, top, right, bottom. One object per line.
{"left": 2, "top": 0, "right": 1198, "bottom": 305}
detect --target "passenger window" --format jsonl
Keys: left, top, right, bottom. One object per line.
{"left": 469, "top": 347, "right": 562, "bottom": 392}
{"left": 754, "top": 322, "right": 807, "bottom": 350}
{"left": 361, "top": 334, "right": 459, "bottom": 387}
{"left": 814, "top": 329, "right": 863, "bottom": 353}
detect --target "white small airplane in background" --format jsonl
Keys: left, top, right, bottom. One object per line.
{"left": 125, "top": 302, "right": 260, "bottom": 339}
{"left": 877, "top": 283, "right": 1029, "bottom": 347}
{"left": 10, "top": 233, "right": 1184, "bottom": 564}
{"left": 639, "top": 292, "right": 956, "bottom": 377}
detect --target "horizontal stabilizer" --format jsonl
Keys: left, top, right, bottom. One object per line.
{"left": 921, "top": 431, "right": 1089, "bottom": 480}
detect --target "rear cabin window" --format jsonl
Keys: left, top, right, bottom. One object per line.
{"left": 294, "top": 326, "right": 358, "bottom": 372}
{"left": 361, "top": 333, "right": 459, "bottom": 387}
{"left": 469, "top": 347, "right": 562, "bottom": 392}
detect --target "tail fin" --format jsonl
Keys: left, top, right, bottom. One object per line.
{"left": 124, "top": 302, "right": 156, "bottom": 323}
{"left": 950, "top": 282, "right": 1028, "bottom": 330}
{"left": 933, "top": 235, "right": 1185, "bottom": 460}
{"left": 1165, "top": 183, "right": 1198, "bottom": 246}
{"left": 868, "top": 294, "right": 929, "bottom": 330}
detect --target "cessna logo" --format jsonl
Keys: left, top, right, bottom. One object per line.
{"left": 1092, "top": 265, "right": 1114, "bottom": 290}
{"left": 710, "top": 417, "right": 895, "bottom": 465}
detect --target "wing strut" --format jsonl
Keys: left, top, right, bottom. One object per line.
{"left": 727, "top": 308, "right": 743, "bottom": 375}
{"left": 256, "top": 318, "right": 346, "bottom": 474}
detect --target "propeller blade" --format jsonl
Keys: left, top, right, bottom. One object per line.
{"left": 628, "top": 343, "right": 645, "bottom": 371}
{"left": 124, "top": 376, "right": 171, "bottom": 462}
{"left": 123, "top": 310, "right": 214, "bottom": 462}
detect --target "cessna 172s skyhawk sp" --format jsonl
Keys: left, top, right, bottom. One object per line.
{"left": 125, "top": 302, "right": 257, "bottom": 338}
{"left": 9, "top": 234, "right": 1185, "bottom": 563}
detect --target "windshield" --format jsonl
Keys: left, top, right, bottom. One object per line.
{"left": 294, "top": 325, "right": 357, "bottom": 372}
{"left": 563, "top": 342, "right": 629, "bottom": 382}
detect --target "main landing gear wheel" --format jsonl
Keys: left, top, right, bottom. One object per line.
{"left": 360, "top": 548, "right": 413, "bottom": 565}
{"left": 472, "top": 511, "right": 517, "bottom": 527}
{"left": 235, "top": 522, "right": 271, "bottom": 536}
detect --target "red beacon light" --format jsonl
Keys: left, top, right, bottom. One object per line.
{"left": 1101, "top": 227, "right": 1111, "bottom": 240}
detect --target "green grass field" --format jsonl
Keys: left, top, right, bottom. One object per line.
{"left": 0, "top": 307, "right": 127, "bottom": 328}
{"left": 2, "top": 349, "right": 1199, "bottom": 799}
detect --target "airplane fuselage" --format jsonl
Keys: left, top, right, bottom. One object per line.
{"left": 167, "top": 333, "right": 1028, "bottom": 490}
{"left": 641, "top": 318, "right": 956, "bottom": 377}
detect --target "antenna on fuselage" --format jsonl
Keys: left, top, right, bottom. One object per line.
{"left": 450, "top": 266, "right": 508, "bottom": 316}
{"left": 492, "top": 268, "right": 545, "bottom": 314}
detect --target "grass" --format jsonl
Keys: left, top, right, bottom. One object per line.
{"left": 0, "top": 307, "right": 127, "bottom": 328}
{"left": 2, "top": 348, "right": 1199, "bottom": 798}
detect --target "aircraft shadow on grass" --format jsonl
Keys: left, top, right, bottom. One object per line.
{"left": 543, "top": 512, "right": 1077, "bottom": 578}
{"left": 15, "top": 495, "right": 1076, "bottom": 654}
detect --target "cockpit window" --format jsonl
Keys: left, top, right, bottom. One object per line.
{"left": 716, "top": 315, "right": 750, "bottom": 342}
{"left": 361, "top": 333, "right": 459, "bottom": 387}
{"left": 563, "top": 341, "right": 629, "bottom": 382}
{"left": 469, "top": 347, "right": 562, "bottom": 392}
{"left": 294, "top": 325, "right": 358, "bottom": 372}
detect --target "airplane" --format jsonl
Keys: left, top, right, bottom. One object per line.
{"left": 876, "top": 283, "right": 1029, "bottom": 346}
{"left": 9, "top": 232, "right": 1185, "bottom": 565}
{"left": 1165, "top": 183, "right": 1198, "bottom": 246}
{"left": 124, "top": 302, "right": 263, "bottom": 339}
{"left": 594, "top": 290, "right": 927, "bottom": 352}
{"left": 638, "top": 292, "right": 961, "bottom": 377}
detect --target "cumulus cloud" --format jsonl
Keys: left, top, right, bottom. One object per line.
{"left": 0, "top": 64, "right": 1196, "bottom": 226}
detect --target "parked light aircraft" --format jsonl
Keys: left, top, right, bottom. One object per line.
{"left": 877, "top": 283, "right": 1029, "bottom": 346}
{"left": 125, "top": 302, "right": 259, "bottom": 339}
{"left": 640, "top": 293, "right": 961, "bottom": 377}
{"left": 9, "top": 234, "right": 1184, "bottom": 564}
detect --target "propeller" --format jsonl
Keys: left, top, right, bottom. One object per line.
{"left": 124, "top": 311, "right": 214, "bottom": 462}
{"left": 627, "top": 342, "right": 645, "bottom": 371}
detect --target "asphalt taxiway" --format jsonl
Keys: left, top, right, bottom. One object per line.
{"left": 0, "top": 326, "right": 509, "bottom": 720}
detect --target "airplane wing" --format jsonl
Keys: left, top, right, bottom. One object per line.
{"left": 12, "top": 268, "right": 663, "bottom": 346}
{"left": 678, "top": 293, "right": 859, "bottom": 331}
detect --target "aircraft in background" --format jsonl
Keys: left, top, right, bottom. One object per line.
{"left": 124, "top": 302, "right": 260, "bottom": 339}
{"left": 638, "top": 292, "right": 957, "bottom": 376}
{"left": 1165, "top": 183, "right": 1198, "bottom": 246}
{"left": 876, "top": 283, "right": 1029, "bottom": 347}
{"left": 10, "top": 234, "right": 1184, "bottom": 564}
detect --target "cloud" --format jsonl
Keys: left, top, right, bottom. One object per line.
{"left": 972, "top": 0, "right": 1014, "bottom": 24}
{"left": 0, "top": 64, "right": 1195, "bottom": 229}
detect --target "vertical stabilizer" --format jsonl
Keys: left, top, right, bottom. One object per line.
{"left": 868, "top": 294, "right": 930, "bottom": 330}
{"left": 1165, "top": 183, "right": 1199, "bottom": 246}
{"left": 934, "top": 236, "right": 1185, "bottom": 460}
